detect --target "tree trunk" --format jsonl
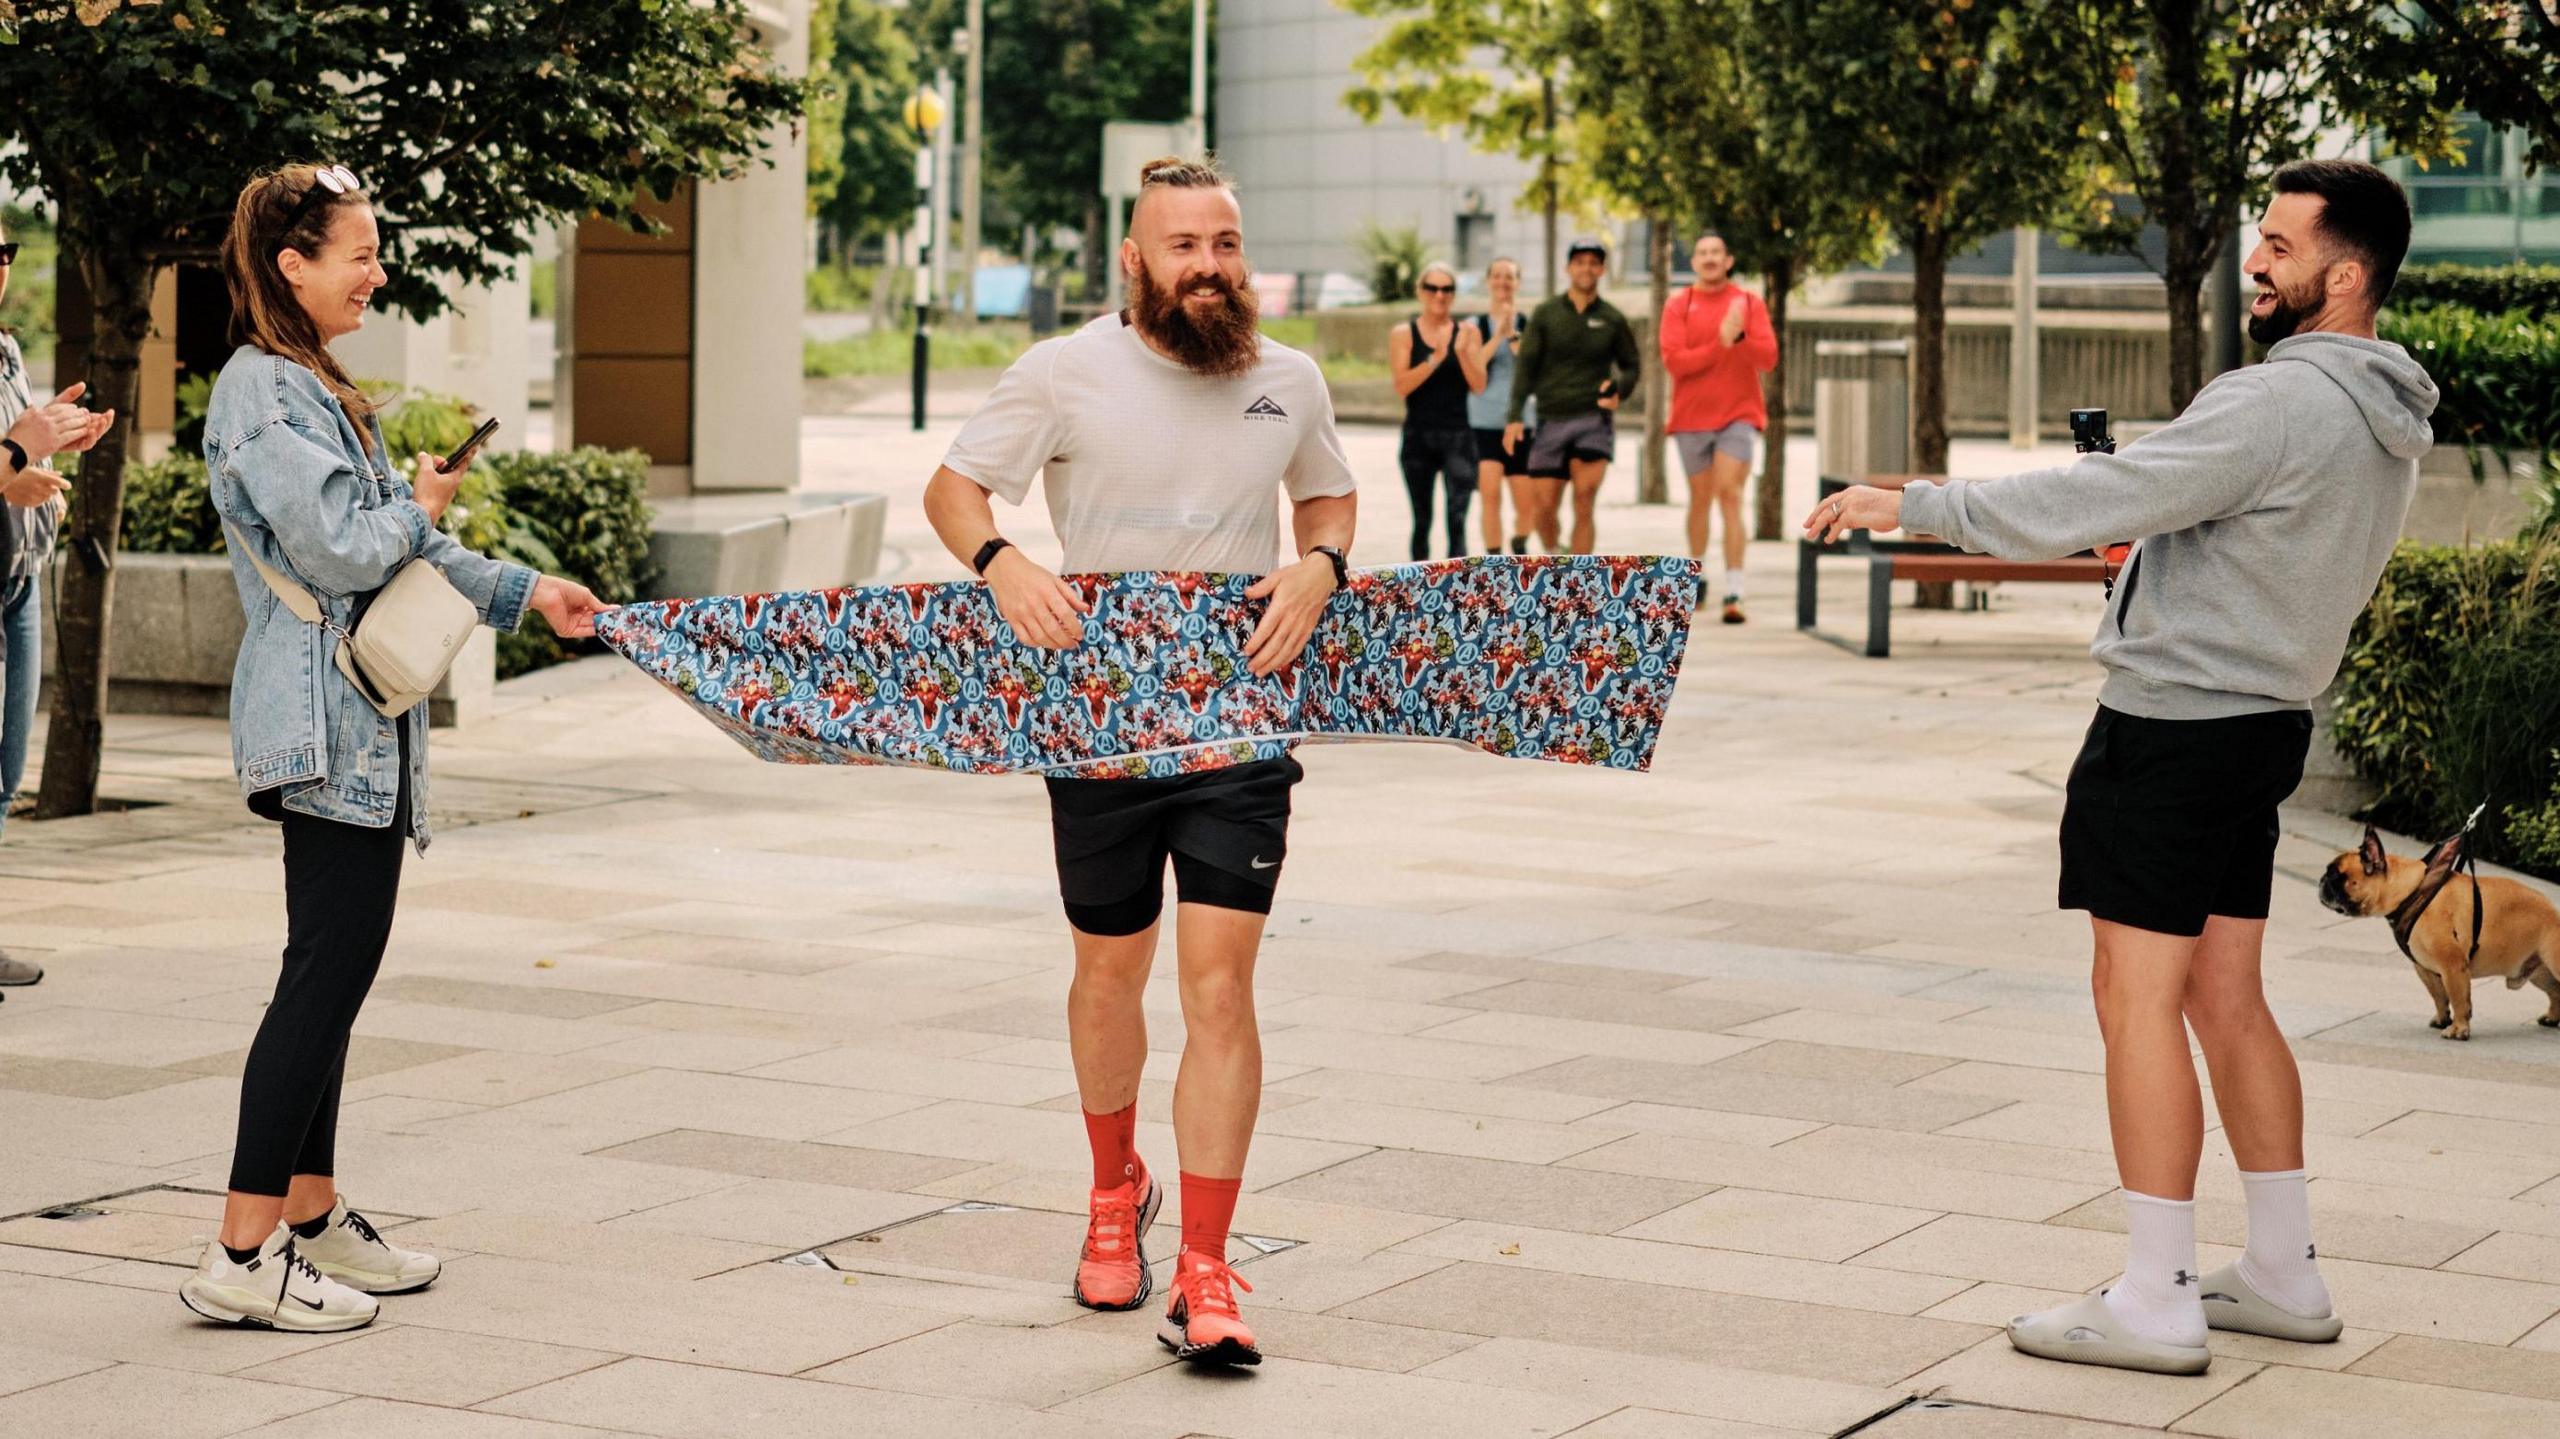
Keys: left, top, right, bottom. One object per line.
{"left": 1540, "top": 74, "right": 1559, "bottom": 295}
{"left": 1909, "top": 224, "right": 1953, "bottom": 610}
{"left": 37, "top": 244, "right": 150, "bottom": 819}
{"left": 1638, "top": 215, "right": 1670, "bottom": 504}
{"left": 1755, "top": 255, "right": 1793, "bottom": 541}
{"left": 2162, "top": 222, "right": 2211, "bottom": 415}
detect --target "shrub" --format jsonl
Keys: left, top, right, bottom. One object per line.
{"left": 1354, "top": 222, "right": 1430, "bottom": 308}
{"left": 806, "top": 263, "right": 875, "bottom": 313}
{"left": 376, "top": 389, "right": 478, "bottom": 462}
{"left": 2331, "top": 533, "right": 2560, "bottom": 880}
{"left": 117, "top": 453, "right": 222, "bottom": 554}
{"left": 474, "top": 446, "right": 653, "bottom": 678}
{"left": 2377, "top": 303, "right": 2560, "bottom": 471}
{"left": 2395, "top": 262, "right": 2560, "bottom": 319}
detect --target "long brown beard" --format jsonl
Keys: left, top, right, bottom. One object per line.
{"left": 1131, "top": 260, "right": 1262, "bottom": 377}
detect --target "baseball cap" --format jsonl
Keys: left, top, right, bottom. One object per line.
{"left": 1566, "top": 236, "right": 1609, "bottom": 260}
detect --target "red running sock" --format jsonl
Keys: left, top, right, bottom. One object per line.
{"left": 1181, "top": 1172, "right": 1243, "bottom": 1262}
{"left": 1082, "top": 1104, "right": 1141, "bottom": 1190}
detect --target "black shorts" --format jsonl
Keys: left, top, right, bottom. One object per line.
{"left": 1472, "top": 426, "right": 1531, "bottom": 478}
{"left": 2058, "top": 706, "right": 2313, "bottom": 938}
{"left": 1045, "top": 756, "right": 1301, "bottom": 936}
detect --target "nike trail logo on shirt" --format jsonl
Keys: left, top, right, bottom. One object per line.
{"left": 1243, "top": 395, "right": 1288, "bottom": 420}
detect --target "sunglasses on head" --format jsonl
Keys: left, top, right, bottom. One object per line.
{"left": 282, "top": 164, "right": 363, "bottom": 233}
{"left": 0, "top": 243, "right": 17, "bottom": 267}
{"left": 1419, "top": 282, "right": 1456, "bottom": 295}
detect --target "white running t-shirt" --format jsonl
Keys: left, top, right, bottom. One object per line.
{"left": 941, "top": 313, "right": 1357, "bottom": 576}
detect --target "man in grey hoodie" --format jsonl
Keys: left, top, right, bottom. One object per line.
{"left": 1807, "top": 160, "right": 2437, "bottom": 1377}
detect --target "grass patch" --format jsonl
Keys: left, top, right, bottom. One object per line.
{"left": 804, "top": 323, "right": 1033, "bottom": 378}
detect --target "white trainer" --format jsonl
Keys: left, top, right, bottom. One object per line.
{"left": 180, "top": 1228, "right": 378, "bottom": 1333}
{"left": 293, "top": 1198, "right": 441, "bottom": 1295}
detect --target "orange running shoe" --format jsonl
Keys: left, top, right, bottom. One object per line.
{"left": 1158, "top": 1247, "right": 1260, "bottom": 1367}
{"left": 1072, "top": 1168, "right": 1161, "bottom": 1311}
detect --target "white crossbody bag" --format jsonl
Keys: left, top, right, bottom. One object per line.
{"left": 233, "top": 528, "right": 478, "bottom": 718}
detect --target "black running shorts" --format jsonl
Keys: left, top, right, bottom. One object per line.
{"left": 2057, "top": 705, "right": 2313, "bottom": 938}
{"left": 1045, "top": 756, "right": 1301, "bottom": 936}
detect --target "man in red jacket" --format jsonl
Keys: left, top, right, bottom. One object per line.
{"left": 1659, "top": 231, "right": 1777, "bottom": 622}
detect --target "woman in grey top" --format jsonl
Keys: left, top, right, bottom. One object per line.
{"left": 0, "top": 212, "right": 114, "bottom": 996}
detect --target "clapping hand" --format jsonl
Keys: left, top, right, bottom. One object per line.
{"left": 1719, "top": 301, "right": 1746, "bottom": 346}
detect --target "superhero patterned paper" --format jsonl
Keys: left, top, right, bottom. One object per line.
{"left": 595, "top": 555, "right": 1700, "bottom": 779}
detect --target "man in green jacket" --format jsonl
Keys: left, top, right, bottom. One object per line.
{"left": 1502, "top": 237, "right": 1639, "bottom": 555}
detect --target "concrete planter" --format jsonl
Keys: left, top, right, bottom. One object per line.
{"left": 42, "top": 551, "right": 494, "bottom": 727}
{"left": 2407, "top": 446, "right": 2546, "bottom": 547}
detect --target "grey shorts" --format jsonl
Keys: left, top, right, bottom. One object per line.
{"left": 1674, "top": 421, "right": 1760, "bottom": 475}
{"left": 1525, "top": 411, "right": 1616, "bottom": 477}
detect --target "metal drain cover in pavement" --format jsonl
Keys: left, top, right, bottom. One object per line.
{"left": 778, "top": 1201, "right": 1300, "bottom": 1285}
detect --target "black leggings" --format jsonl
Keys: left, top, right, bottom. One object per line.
{"left": 1400, "top": 426, "right": 1478, "bottom": 561}
{"left": 228, "top": 764, "right": 409, "bottom": 1196}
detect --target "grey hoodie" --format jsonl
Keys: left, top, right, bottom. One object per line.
{"left": 1899, "top": 332, "right": 2438, "bottom": 721}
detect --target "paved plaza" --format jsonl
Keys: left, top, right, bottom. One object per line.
{"left": 5, "top": 402, "right": 2560, "bottom": 1437}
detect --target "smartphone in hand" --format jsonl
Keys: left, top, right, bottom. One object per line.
{"left": 443, "top": 417, "right": 501, "bottom": 473}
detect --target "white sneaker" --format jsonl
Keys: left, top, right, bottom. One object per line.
{"left": 180, "top": 1228, "right": 378, "bottom": 1333}
{"left": 293, "top": 1198, "right": 441, "bottom": 1295}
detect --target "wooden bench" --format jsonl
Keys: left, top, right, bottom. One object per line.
{"left": 1796, "top": 473, "right": 2108, "bottom": 657}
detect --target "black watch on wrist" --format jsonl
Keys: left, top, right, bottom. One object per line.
{"left": 970, "top": 537, "right": 1014, "bottom": 577}
{"left": 0, "top": 438, "right": 24, "bottom": 475}
{"left": 1307, "top": 544, "right": 1348, "bottom": 589}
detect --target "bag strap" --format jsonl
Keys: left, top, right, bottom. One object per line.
{"left": 225, "top": 523, "right": 351, "bottom": 641}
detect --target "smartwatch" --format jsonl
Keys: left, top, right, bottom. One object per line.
{"left": 0, "top": 438, "right": 24, "bottom": 475}
{"left": 971, "top": 536, "right": 1014, "bottom": 577}
{"left": 1307, "top": 544, "right": 1349, "bottom": 589}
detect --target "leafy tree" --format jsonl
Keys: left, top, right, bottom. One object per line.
{"left": 2336, "top": 2, "right": 2560, "bottom": 169}
{"left": 2020, "top": 2, "right": 2455, "bottom": 415}
{"left": 1342, "top": 0, "right": 1601, "bottom": 294}
{"left": 808, "top": 0, "right": 921, "bottom": 263}
{"left": 1753, "top": 0, "right": 2111, "bottom": 475}
{"left": 1566, "top": 0, "right": 1886, "bottom": 532}
{"left": 0, "top": 0, "right": 809, "bottom": 815}
{"left": 908, "top": 0, "right": 1197, "bottom": 292}
{"left": 808, "top": 0, "right": 924, "bottom": 263}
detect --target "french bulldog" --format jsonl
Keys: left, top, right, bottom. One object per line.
{"left": 2318, "top": 824, "right": 2560, "bottom": 1040}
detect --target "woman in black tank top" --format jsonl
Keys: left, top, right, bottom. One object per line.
{"left": 1390, "top": 264, "right": 1480, "bottom": 560}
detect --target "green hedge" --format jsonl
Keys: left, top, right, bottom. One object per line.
{"left": 2395, "top": 262, "right": 2560, "bottom": 319}
{"left": 473, "top": 447, "right": 653, "bottom": 679}
{"left": 123, "top": 390, "right": 654, "bottom": 683}
{"left": 2377, "top": 303, "right": 2560, "bottom": 468}
{"left": 2331, "top": 534, "right": 2560, "bottom": 879}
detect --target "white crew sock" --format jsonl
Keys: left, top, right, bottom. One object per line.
{"left": 1724, "top": 568, "right": 1746, "bottom": 602}
{"left": 2102, "top": 1191, "right": 2207, "bottom": 1347}
{"left": 2235, "top": 1167, "right": 2333, "bottom": 1318}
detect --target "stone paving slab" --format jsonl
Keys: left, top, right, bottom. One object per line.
{"left": 4, "top": 416, "right": 2559, "bottom": 1434}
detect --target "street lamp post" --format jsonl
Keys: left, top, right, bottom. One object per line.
{"left": 903, "top": 88, "right": 948, "bottom": 432}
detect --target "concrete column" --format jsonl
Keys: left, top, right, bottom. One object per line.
{"left": 690, "top": 0, "right": 810, "bottom": 493}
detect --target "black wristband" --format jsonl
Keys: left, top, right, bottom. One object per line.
{"left": 1307, "top": 544, "right": 1348, "bottom": 589}
{"left": 0, "top": 438, "right": 24, "bottom": 474}
{"left": 971, "top": 537, "right": 1014, "bottom": 577}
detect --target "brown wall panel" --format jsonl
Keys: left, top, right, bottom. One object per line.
{"left": 571, "top": 254, "right": 694, "bottom": 357}
{"left": 572, "top": 356, "right": 692, "bottom": 464}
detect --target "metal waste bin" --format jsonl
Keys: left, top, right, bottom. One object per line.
{"left": 1028, "top": 283, "right": 1062, "bottom": 336}
{"left": 1814, "top": 339, "right": 1911, "bottom": 482}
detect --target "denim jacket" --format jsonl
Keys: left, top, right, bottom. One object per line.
{"left": 204, "top": 344, "right": 534, "bottom": 850}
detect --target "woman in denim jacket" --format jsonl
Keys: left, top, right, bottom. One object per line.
{"left": 180, "top": 164, "right": 603, "bottom": 1333}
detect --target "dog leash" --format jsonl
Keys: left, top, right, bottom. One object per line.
{"left": 2385, "top": 803, "right": 2487, "bottom": 967}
